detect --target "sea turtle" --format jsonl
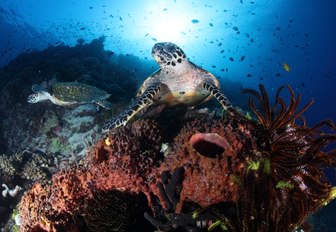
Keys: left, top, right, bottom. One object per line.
{"left": 27, "top": 82, "right": 112, "bottom": 109}
{"left": 102, "top": 42, "right": 241, "bottom": 132}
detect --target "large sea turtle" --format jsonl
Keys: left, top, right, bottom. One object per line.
{"left": 28, "top": 82, "right": 112, "bottom": 109}
{"left": 102, "top": 42, "right": 241, "bottom": 132}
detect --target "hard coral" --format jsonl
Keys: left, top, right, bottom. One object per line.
{"left": 0, "top": 151, "right": 52, "bottom": 183}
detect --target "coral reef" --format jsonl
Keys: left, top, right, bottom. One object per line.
{"left": 0, "top": 37, "right": 159, "bottom": 229}
{"left": 0, "top": 150, "right": 58, "bottom": 228}
{"left": 18, "top": 85, "right": 336, "bottom": 232}
{"left": 0, "top": 37, "right": 156, "bottom": 155}
{"left": 0, "top": 36, "right": 276, "bottom": 230}
{"left": 19, "top": 116, "right": 251, "bottom": 231}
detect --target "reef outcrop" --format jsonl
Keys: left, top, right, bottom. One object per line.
{"left": 19, "top": 117, "right": 251, "bottom": 231}
{"left": 19, "top": 85, "right": 336, "bottom": 232}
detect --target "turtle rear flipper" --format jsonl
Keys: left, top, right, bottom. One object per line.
{"left": 102, "top": 84, "right": 165, "bottom": 132}
{"left": 95, "top": 100, "right": 112, "bottom": 110}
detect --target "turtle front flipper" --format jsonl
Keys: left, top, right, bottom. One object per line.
{"left": 201, "top": 80, "right": 240, "bottom": 118}
{"left": 32, "top": 84, "right": 47, "bottom": 92}
{"left": 95, "top": 100, "right": 112, "bottom": 110}
{"left": 102, "top": 84, "right": 165, "bottom": 132}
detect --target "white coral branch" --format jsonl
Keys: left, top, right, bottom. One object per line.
{"left": 1, "top": 184, "right": 23, "bottom": 197}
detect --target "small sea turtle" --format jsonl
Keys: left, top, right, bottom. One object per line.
{"left": 28, "top": 82, "right": 112, "bottom": 109}
{"left": 102, "top": 42, "right": 240, "bottom": 132}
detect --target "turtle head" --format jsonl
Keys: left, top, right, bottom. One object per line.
{"left": 27, "top": 93, "right": 41, "bottom": 103}
{"left": 28, "top": 84, "right": 51, "bottom": 103}
{"left": 152, "top": 42, "right": 187, "bottom": 69}
{"left": 27, "top": 92, "right": 50, "bottom": 103}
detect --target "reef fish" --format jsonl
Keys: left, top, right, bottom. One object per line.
{"left": 283, "top": 63, "right": 291, "bottom": 72}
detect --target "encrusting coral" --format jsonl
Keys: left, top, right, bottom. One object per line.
{"left": 19, "top": 85, "right": 336, "bottom": 232}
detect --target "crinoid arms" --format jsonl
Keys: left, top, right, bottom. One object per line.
{"left": 235, "top": 84, "right": 336, "bottom": 231}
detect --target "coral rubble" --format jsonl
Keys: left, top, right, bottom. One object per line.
{"left": 18, "top": 85, "right": 336, "bottom": 232}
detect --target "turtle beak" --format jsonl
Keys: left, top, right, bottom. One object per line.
{"left": 27, "top": 94, "right": 35, "bottom": 103}
{"left": 153, "top": 54, "right": 161, "bottom": 63}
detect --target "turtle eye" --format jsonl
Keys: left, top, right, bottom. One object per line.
{"left": 28, "top": 94, "right": 35, "bottom": 103}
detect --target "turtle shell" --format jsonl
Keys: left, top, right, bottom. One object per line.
{"left": 51, "top": 82, "right": 110, "bottom": 103}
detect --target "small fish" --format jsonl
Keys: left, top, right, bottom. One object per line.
{"left": 144, "top": 33, "right": 149, "bottom": 37}
{"left": 276, "top": 73, "right": 280, "bottom": 77}
{"left": 151, "top": 38, "right": 157, "bottom": 41}
{"left": 233, "top": 26, "right": 238, "bottom": 31}
{"left": 240, "top": 56, "right": 245, "bottom": 61}
{"left": 283, "top": 63, "right": 291, "bottom": 72}
{"left": 80, "top": 27, "right": 85, "bottom": 30}
{"left": 229, "top": 57, "right": 234, "bottom": 62}
{"left": 119, "top": 16, "right": 123, "bottom": 21}
{"left": 209, "top": 23, "right": 213, "bottom": 27}
{"left": 191, "top": 19, "right": 200, "bottom": 24}
{"left": 212, "top": 65, "right": 216, "bottom": 68}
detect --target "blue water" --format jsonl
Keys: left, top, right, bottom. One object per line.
{"left": 1, "top": 0, "right": 335, "bottom": 125}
